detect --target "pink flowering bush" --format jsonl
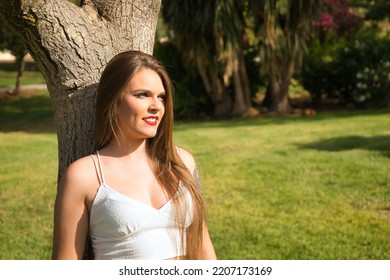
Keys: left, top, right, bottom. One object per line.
{"left": 314, "top": 0, "right": 363, "bottom": 37}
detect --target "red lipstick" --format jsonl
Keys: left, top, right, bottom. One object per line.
{"left": 143, "top": 116, "right": 159, "bottom": 125}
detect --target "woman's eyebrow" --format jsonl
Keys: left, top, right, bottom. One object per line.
{"left": 131, "top": 89, "right": 150, "bottom": 92}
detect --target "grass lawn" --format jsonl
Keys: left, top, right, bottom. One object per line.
{"left": 0, "top": 62, "right": 45, "bottom": 88}
{"left": 0, "top": 91, "right": 389, "bottom": 260}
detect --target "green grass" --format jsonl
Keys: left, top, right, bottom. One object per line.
{"left": 174, "top": 111, "right": 390, "bottom": 259}
{"left": 0, "top": 91, "right": 57, "bottom": 259}
{"left": 1, "top": 91, "right": 389, "bottom": 259}
{"left": 0, "top": 132, "right": 57, "bottom": 259}
{"left": 0, "top": 62, "right": 45, "bottom": 87}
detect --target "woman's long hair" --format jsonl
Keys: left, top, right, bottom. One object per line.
{"left": 95, "top": 50, "right": 206, "bottom": 259}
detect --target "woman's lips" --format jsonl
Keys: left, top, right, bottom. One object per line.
{"left": 143, "top": 116, "right": 159, "bottom": 125}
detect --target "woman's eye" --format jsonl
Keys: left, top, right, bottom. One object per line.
{"left": 135, "top": 92, "right": 148, "bottom": 98}
{"left": 158, "top": 95, "right": 166, "bottom": 101}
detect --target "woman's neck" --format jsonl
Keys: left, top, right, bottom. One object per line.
{"left": 102, "top": 138, "right": 148, "bottom": 159}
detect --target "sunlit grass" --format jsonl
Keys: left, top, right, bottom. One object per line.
{"left": 174, "top": 110, "right": 390, "bottom": 259}
{"left": 0, "top": 62, "right": 45, "bottom": 88}
{"left": 0, "top": 91, "right": 57, "bottom": 259}
{"left": 0, "top": 132, "right": 57, "bottom": 259}
{"left": 1, "top": 90, "right": 389, "bottom": 259}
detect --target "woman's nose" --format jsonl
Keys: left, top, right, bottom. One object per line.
{"left": 149, "top": 97, "right": 162, "bottom": 111}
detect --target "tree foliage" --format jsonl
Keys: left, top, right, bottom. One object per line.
{"left": 162, "top": 0, "right": 321, "bottom": 116}
{"left": 162, "top": 0, "right": 232, "bottom": 117}
{"left": 365, "top": 0, "right": 390, "bottom": 21}
{"left": 300, "top": 0, "right": 390, "bottom": 108}
{"left": 249, "top": 0, "right": 320, "bottom": 114}
{"left": 0, "top": 19, "right": 26, "bottom": 58}
{"left": 313, "top": 0, "right": 364, "bottom": 39}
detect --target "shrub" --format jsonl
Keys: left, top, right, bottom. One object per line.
{"left": 353, "top": 60, "right": 390, "bottom": 108}
{"left": 300, "top": 38, "right": 346, "bottom": 105}
{"left": 301, "top": 34, "right": 390, "bottom": 108}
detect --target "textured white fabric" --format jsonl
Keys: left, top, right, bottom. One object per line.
{"left": 89, "top": 152, "right": 192, "bottom": 260}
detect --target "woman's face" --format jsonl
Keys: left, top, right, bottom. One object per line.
{"left": 116, "top": 68, "right": 166, "bottom": 143}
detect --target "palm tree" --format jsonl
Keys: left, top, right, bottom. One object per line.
{"left": 214, "top": 0, "right": 255, "bottom": 116}
{"left": 162, "top": 0, "right": 257, "bottom": 118}
{"left": 162, "top": 0, "right": 229, "bottom": 117}
{"left": 250, "top": 0, "right": 320, "bottom": 114}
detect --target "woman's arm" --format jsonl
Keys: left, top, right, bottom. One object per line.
{"left": 199, "top": 224, "right": 217, "bottom": 259}
{"left": 176, "top": 147, "right": 217, "bottom": 259}
{"left": 52, "top": 160, "right": 91, "bottom": 259}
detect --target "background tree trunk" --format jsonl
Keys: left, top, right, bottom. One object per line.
{"left": 210, "top": 65, "right": 233, "bottom": 118}
{"left": 5, "top": 53, "right": 25, "bottom": 96}
{"left": 196, "top": 56, "right": 233, "bottom": 118}
{"left": 12, "top": 53, "right": 25, "bottom": 95}
{"left": 0, "top": 0, "right": 161, "bottom": 180}
{"left": 232, "top": 50, "right": 253, "bottom": 116}
{"left": 232, "top": 55, "right": 247, "bottom": 115}
{"left": 267, "top": 55, "right": 295, "bottom": 115}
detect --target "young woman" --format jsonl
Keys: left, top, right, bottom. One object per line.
{"left": 53, "top": 50, "right": 217, "bottom": 260}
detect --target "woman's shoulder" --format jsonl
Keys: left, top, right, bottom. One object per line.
{"left": 65, "top": 154, "right": 96, "bottom": 176}
{"left": 175, "top": 145, "right": 196, "bottom": 171}
{"left": 59, "top": 154, "right": 99, "bottom": 193}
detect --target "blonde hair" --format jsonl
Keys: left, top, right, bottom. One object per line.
{"left": 95, "top": 50, "right": 206, "bottom": 259}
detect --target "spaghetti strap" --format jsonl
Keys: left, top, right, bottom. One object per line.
{"left": 90, "top": 151, "right": 105, "bottom": 185}
{"left": 96, "top": 150, "right": 106, "bottom": 184}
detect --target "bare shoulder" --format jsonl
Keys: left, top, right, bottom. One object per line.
{"left": 61, "top": 155, "right": 97, "bottom": 183}
{"left": 176, "top": 146, "right": 203, "bottom": 190}
{"left": 58, "top": 155, "right": 99, "bottom": 198}
{"left": 176, "top": 146, "right": 196, "bottom": 171}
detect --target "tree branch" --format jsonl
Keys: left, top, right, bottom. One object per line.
{"left": 91, "top": 0, "right": 161, "bottom": 53}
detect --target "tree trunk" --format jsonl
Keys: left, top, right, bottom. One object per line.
{"left": 265, "top": 53, "right": 295, "bottom": 115}
{"left": 232, "top": 55, "right": 247, "bottom": 115}
{"left": 267, "top": 74, "right": 290, "bottom": 115}
{"left": 0, "top": 0, "right": 161, "bottom": 180}
{"left": 197, "top": 56, "right": 232, "bottom": 118}
{"left": 237, "top": 50, "right": 252, "bottom": 109}
{"left": 210, "top": 64, "right": 232, "bottom": 118}
{"left": 196, "top": 57, "right": 212, "bottom": 94}
{"left": 232, "top": 50, "right": 254, "bottom": 116}
{"left": 11, "top": 53, "right": 26, "bottom": 95}
{"left": 6, "top": 53, "right": 25, "bottom": 96}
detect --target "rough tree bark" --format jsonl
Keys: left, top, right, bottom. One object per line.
{"left": 0, "top": 0, "right": 161, "bottom": 180}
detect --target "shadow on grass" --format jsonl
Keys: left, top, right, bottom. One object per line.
{"left": 0, "top": 93, "right": 56, "bottom": 134}
{"left": 297, "top": 135, "right": 390, "bottom": 158}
